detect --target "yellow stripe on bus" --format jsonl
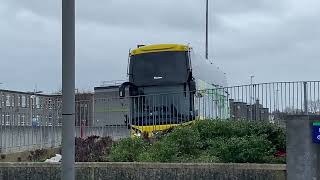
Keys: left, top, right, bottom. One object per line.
{"left": 130, "top": 119, "right": 198, "bottom": 137}
{"left": 131, "top": 44, "right": 189, "bottom": 56}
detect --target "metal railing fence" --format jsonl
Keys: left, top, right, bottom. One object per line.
{"left": 1, "top": 81, "right": 320, "bottom": 154}
{"left": 92, "top": 81, "right": 320, "bottom": 131}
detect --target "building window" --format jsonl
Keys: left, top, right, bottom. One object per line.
{"left": 17, "top": 114, "right": 20, "bottom": 125}
{"left": 25, "top": 96, "right": 29, "bottom": 108}
{"left": 21, "top": 114, "right": 25, "bottom": 126}
{"left": 6, "top": 94, "right": 11, "bottom": 107}
{"left": 21, "top": 95, "right": 26, "bottom": 108}
{"left": 17, "top": 95, "right": 21, "bottom": 107}
{"left": 48, "top": 114, "right": 53, "bottom": 126}
{"left": 5, "top": 114, "right": 10, "bottom": 125}
{"left": 12, "top": 114, "right": 16, "bottom": 125}
{"left": 36, "top": 115, "right": 40, "bottom": 124}
{"left": 0, "top": 93, "right": 2, "bottom": 109}
{"left": 31, "top": 95, "right": 36, "bottom": 107}
{"left": 48, "top": 98, "right": 52, "bottom": 109}
{"left": 36, "top": 97, "right": 40, "bottom": 109}
{"left": 11, "top": 95, "right": 15, "bottom": 107}
{"left": 1, "top": 114, "right": 4, "bottom": 125}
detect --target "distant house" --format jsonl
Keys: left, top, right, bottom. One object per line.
{"left": 229, "top": 99, "right": 269, "bottom": 121}
{"left": 0, "top": 89, "right": 95, "bottom": 127}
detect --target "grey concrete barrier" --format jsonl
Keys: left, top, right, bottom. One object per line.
{"left": 286, "top": 115, "right": 320, "bottom": 180}
{"left": 0, "top": 162, "right": 286, "bottom": 180}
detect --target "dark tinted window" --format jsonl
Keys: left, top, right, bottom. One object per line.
{"left": 129, "top": 51, "right": 189, "bottom": 86}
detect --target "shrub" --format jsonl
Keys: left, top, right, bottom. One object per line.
{"left": 208, "top": 135, "right": 275, "bottom": 163}
{"left": 137, "top": 141, "right": 178, "bottom": 162}
{"left": 108, "top": 119, "right": 286, "bottom": 164}
{"left": 28, "top": 149, "right": 54, "bottom": 162}
{"left": 75, "top": 136, "right": 113, "bottom": 162}
{"left": 109, "top": 137, "right": 149, "bottom": 162}
{"left": 137, "top": 126, "right": 202, "bottom": 162}
{"left": 192, "top": 120, "right": 286, "bottom": 152}
{"left": 248, "top": 122, "right": 286, "bottom": 151}
{"left": 162, "top": 126, "right": 201, "bottom": 155}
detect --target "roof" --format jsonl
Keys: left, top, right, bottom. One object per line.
{"left": 0, "top": 89, "right": 59, "bottom": 97}
{"left": 130, "top": 44, "right": 189, "bottom": 56}
{"left": 94, "top": 85, "right": 119, "bottom": 90}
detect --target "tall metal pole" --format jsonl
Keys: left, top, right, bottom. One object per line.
{"left": 205, "top": 0, "right": 209, "bottom": 59}
{"left": 62, "top": 0, "right": 75, "bottom": 180}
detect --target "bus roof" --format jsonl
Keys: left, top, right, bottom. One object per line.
{"left": 130, "top": 44, "right": 189, "bottom": 56}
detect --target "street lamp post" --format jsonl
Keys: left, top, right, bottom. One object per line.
{"left": 205, "top": 0, "right": 209, "bottom": 59}
{"left": 250, "top": 75, "right": 255, "bottom": 85}
{"left": 62, "top": 0, "right": 75, "bottom": 180}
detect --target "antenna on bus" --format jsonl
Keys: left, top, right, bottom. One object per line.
{"left": 205, "top": 0, "right": 209, "bottom": 60}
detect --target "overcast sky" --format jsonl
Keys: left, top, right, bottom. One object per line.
{"left": 0, "top": 0, "right": 319, "bottom": 93}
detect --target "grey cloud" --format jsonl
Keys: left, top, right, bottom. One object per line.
{"left": 0, "top": 0, "right": 319, "bottom": 92}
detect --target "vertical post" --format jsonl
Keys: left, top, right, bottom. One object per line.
{"left": 205, "top": 0, "right": 209, "bottom": 59}
{"left": 287, "top": 115, "right": 320, "bottom": 180}
{"left": 62, "top": 0, "right": 75, "bottom": 180}
{"left": 304, "top": 82, "right": 308, "bottom": 115}
{"left": 250, "top": 76, "right": 254, "bottom": 121}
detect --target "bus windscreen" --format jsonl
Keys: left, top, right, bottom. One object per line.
{"left": 129, "top": 51, "right": 189, "bottom": 86}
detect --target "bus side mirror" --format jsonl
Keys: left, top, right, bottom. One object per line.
{"left": 189, "top": 81, "right": 196, "bottom": 92}
{"left": 119, "top": 85, "right": 125, "bottom": 97}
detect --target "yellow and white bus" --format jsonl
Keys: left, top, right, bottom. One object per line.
{"left": 119, "top": 44, "right": 227, "bottom": 137}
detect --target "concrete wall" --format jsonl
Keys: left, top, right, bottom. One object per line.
{"left": 0, "top": 126, "right": 129, "bottom": 154}
{"left": 0, "top": 126, "right": 62, "bottom": 154}
{"left": 0, "top": 162, "right": 286, "bottom": 180}
{"left": 286, "top": 115, "right": 320, "bottom": 180}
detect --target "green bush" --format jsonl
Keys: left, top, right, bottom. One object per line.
{"left": 107, "top": 120, "right": 286, "bottom": 164}
{"left": 192, "top": 120, "right": 286, "bottom": 152}
{"left": 109, "top": 137, "right": 149, "bottom": 162}
{"left": 163, "top": 126, "right": 201, "bottom": 155}
{"left": 208, "top": 135, "right": 275, "bottom": 163}
{"left": 137, "top": 141, "right": 179, "bottom": 162}
{"left": 248, "top": 122, "right": 286, "bottom": 151}
{"left": 137, "top": 127, "right": 201, "bottom": 162}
